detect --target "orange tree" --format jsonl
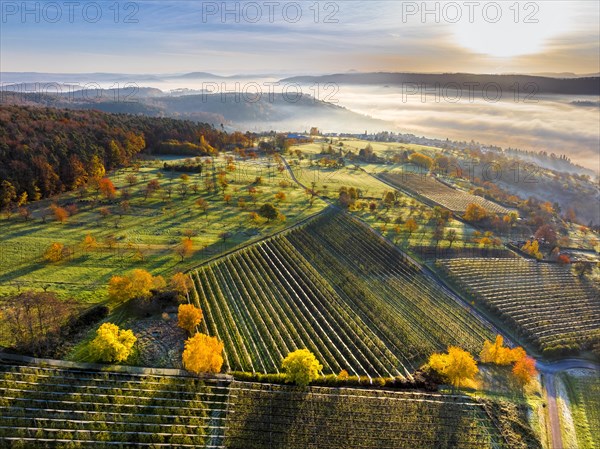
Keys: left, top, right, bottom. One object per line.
{"left": 108, "top": 269, "right": 164, "bottom": 302}
{"left": 512, "top": 355, "right": 537, "bottom": 387}
{"left": 464, "top": 203, "right": 487, "bottom": 222}
{"left": 170, "top": 272, "right": 193, "bottom": 300}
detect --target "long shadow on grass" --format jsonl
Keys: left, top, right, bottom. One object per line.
{"left": 0, "top": 262, "right": 45, "bottom": 284}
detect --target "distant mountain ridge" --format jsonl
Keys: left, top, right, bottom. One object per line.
{"left": 280, "top": 72, "right": 600, "bottom": 95}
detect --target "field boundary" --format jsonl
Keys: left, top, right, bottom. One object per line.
{"left": 185, "top": 207, "right": 330, "bottom": 273}
{"left": 186, "top": 207, "right": 332, "bottom": 272}
{"left": 0, "top": 351, "right": 233, "bottom": 381}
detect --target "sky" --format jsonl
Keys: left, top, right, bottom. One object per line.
{"left": 1, "top": 0, "right": 599, "bottom": 75}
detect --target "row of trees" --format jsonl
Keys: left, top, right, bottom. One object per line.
{"left": 427, "top": 335, "right": 537, "bottom": 390}
{"left": 107, "top": 269, "right": 193, "bottom": 303}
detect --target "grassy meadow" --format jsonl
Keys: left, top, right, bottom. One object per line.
{"left": 0, "top": 154, "right": 326, "bottom": 305}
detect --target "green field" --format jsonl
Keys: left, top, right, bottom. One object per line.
{"left": 559, "top": 369, "right": 600, "bottom": 449}
{"left": 292, "top": 137, "right": 444, "bottom": 158}
{"left": 0, "top": 155, "right": 325, "bottom": 303}
{"left": 288, "top": 162, "right": 480, "bottom": 250}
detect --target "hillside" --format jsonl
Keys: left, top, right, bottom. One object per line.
{"left": 0, "top": 106, "right": 228, "bottom": 200}
{"left": 191, "top": 210, "right": 497, "bottom": 376}
{"left": 0, "top": 90, "right": 391, "bottom": 133}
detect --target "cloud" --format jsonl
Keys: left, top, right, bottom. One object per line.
{"left": 330, "top": 84, "right": 600, "bottom": 170}
{"left": 2, "top": 1, "right": 597, "bottom": 74}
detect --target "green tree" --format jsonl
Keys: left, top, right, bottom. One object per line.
{"left": 258, "top": 203, "right": 279, "bottom": 222}
{"left": 282, "top": 349, "right": 323, "bottom": 387}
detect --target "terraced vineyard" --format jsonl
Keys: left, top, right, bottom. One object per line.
{"left": 225, "top": 381, "right": 509, "bottom": 449}
{"left": 380, "top": 172, "right": 511, "bottom": 214}
{"left": 191, "top": 211, "right": 496, "bottom": 377}
{"left": 0, "top": 361, "right": 230, "bottom": 448}
{"left": 0, "top": 361, "right": 538, "bottom": 449}
{"left": 439, "top": 258, "right": 600, "bottom": 354}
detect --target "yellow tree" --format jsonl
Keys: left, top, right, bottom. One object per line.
{"left": 108, "top": 275, "right": 133, "bottom": 301}
{"left": 429, "top": 346, "right": 479, "bottom": 388}
{"left": 182, "top": 333, "right": 224, "bottom": 374}
{"left": 522, "top": 240, "right": 542, "bottom": 259}
{"left": 108, "top": 269, "right": 157, "bottom": 301}
{"left": 44, "top": 242, "right": 66, "bottom": 262}
{"left": 178, "top": 304, "right": 203, "bottom": 335}
{"left": 480, "top": 335, "right": 513, "bottom": 365}
{"left": 338, "top": 369, "right": 349, "bottom": 381}
{"left": 282, "top": 349, "right": 323, "bottom": 387}
{"left": 129, "top": 269, "right": 155, "bottom": 297}
{"left": 479, "top": 335, "right": 528, "bottom": 366}
{"left": 170, "top": 272, "right": 193, "bottom": 299}
{"left": 89, "top": 323, "right": 136, "bottom": 363}
{"left": 83, "top": 234, "right": 98, "bottom": 250}
{"left": 408, "top": 152, "right": 434, "bottom": 170}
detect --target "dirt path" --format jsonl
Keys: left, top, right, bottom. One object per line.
{"left": 544, "top": 374, "right": 563, "bottom": 449}
{"left": 538, "top": 359, "right": 599, "bottom": 449}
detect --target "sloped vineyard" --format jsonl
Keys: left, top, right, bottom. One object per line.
{"left": 439, "top": 258, "right": 600, "bottom": 354}
{"left": 0, "top": 362, "right": 230, "bottom": 448}
{"left": 380, "top": 172, "right": 511, "bottom": 214}
{"left": 191, "top": 211, "right": 496, "bottom": 376}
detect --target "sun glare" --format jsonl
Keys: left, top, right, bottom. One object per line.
{"left": 451, "top": 2, "right": 573, "bottom": 58}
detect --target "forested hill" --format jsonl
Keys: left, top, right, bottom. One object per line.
{"left": 0, "top": 106, "right": 239, "bottom": 202}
